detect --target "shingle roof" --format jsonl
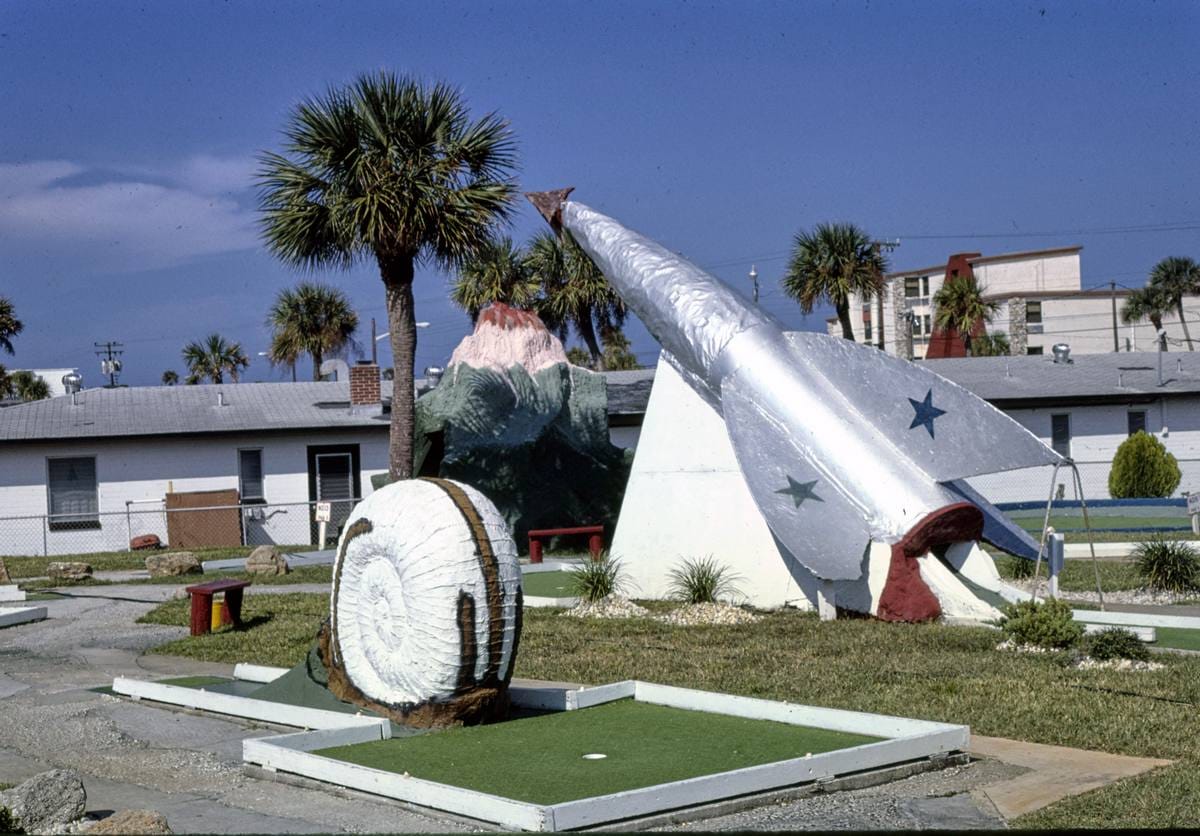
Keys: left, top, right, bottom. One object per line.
{"left": 0, "top": 369, "right": 661, "bottom": 442}
{"left": 923, "top": 351, "right": 1200, "bottom": 402}
{"left": 0, "top": 381, "right": 391, "bottom": 442}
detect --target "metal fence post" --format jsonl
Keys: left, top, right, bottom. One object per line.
{"left": 126, "top": 503, "right": 133, "bottom": 552}
{"left": 42, "top": 515, "right": 49, "bottom": 557}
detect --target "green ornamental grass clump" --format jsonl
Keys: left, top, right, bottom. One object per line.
{"left": 1133, "top": 537, "right": 1200, "bottom": 593}
{"left": 1108, "top": 431, "right": 1181, "bottom": 498}
{"left": 999, "top": 597, "right": 1083, "bottom": 649}
{"left": 569, "top": 555, "right": 629, "bottom": 603}
{"left": 1080, "top": 628, "right": 1151, "bottom": 662}
{"left": 666, "top": 556, "right": 743, "bottom": 604}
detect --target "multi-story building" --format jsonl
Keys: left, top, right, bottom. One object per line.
{"left": 830, "top": 246, "right": 1198, "bottom": 359}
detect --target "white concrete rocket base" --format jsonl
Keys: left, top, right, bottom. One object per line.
{"left": 610, "top": 359, "right": 1013, "bottom": 624}
{"left": 0, "top": 606, "right": 46, "bottom": 628}
{"left": 0, "top": 585, "right": 26, "bottom": 602}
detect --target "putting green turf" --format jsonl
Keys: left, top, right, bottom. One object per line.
{"left": 1154, "top": 627, "right": 1200, "bottom": 652}
{"left": 520, "top": 572, "right": 576, "bottom": 598}
{"left": 315, "top": 699, "right": 883, "bottom": 804}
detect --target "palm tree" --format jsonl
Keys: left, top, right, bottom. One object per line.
{"left": 932, "top": 276, "right": 999, "bottom": 356}
{"left": 9, "top": 370, "right": 50, "bottom": 401}
{"left": 161, "top": 370, "right": 179, "bottom": 386}
{"left": 0, "top": 296, "right": 22, "bottom": 356}
{"left": 258, "top": 71, "right": 517, "bottom": 480}
{"left": 526, "top": 231, "right": 625, "bottom": 368}
{"left": 1122, "top": 284, "right": 1172, "bottom": 351}
{"left": 182, "top": 334, "right": 250, "bottom": 383}
{"left": 782, "top": 223, "right": 887, "bottom": 341}
{"left": 451, "top": 237, "right": 541, "bottom": 322}
{"left": 971, "top": 332, "right": 1011, "bottom": 357}
{"left": 599, "top": 326, "right": 642, "bottom": 370}
{"left": 1147, "top": 256, "right": 1200, "bottom": 351}
{"left": 266, "top": 282, "right": 360, "bottom": 380}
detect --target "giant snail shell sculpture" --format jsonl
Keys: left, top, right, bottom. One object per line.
{"left": 319, "top": 478, "right": 523, "bottom": 727}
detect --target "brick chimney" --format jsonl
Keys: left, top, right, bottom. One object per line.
{"left": 349, "top": 361, "right": 381, "bottom": 407}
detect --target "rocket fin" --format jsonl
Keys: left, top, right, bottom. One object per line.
{"left": 721, "top": 373, "right": 873, "bottom": 581}
{"left": 780, "top": 331, "right": 1060, "bottom": 483}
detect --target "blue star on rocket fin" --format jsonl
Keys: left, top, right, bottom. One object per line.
{"left": 908, "top": 388, "right": 947, "bottom": 439}
{"left": 775, "top": 476, "right": 823, "bottom": 509}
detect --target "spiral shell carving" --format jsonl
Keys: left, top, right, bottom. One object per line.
{"left": 321, "top": 478, "right": 522, "bottom": 727}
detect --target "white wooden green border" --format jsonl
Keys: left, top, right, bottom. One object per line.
{"left": 1073, "top": 609, "right": 1200, "bottom": 630}
{"left": 240, "top": 679, "right": 968, "bottom": 831}
{"left": 0, "top": 606, "right": 45, "bottom": 628}
{"left": 0, "top": 585, "right": 27, "bottom": 602}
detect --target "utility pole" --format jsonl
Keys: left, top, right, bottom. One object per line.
{"left": 94, "top": 341, "right": 124, "bottom": 387}
{"left": 1110, "top": 281, "right": 1119, "bottom": 352}
{"left": 748, "top": 265, "right": 759, "bottom": 304}
{"left": 871, "top": 239, "right": 901, "bottom": 352}
{"left": 371, "top": 317, "right": 378, "bottom": 365}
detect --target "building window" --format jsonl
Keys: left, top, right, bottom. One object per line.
{"left": 864, "top": 324, "right": 872, "bottom": 341}
{"left": 1026, "top": 301, "right": 1042, "bottom": 324}
{"left": 1128, "top": 411, "right": 1147, "bottom": 436}
{"left": 1028, "top": 346, "right": 1044, "bottom": 355}
{"left": 239, "top": 449, "right": 265, "bottom": 503}
{"left": 1051, "top": 414, "right": 1071, "bottom": 458}
{"left": 905, "top": 277, "right": 921, "bottom": 298}
{"left": 47, "top": 457, "right": 99, "bottom": 530}
{"left": 921, "top": 276, "right": 930, "bottom": 296}
{"left": 923, "top": 314, "right": 931, "bottom": 334}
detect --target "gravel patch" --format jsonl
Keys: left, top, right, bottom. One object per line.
{"left": 1073, "top": 657, "right": 1165, "bottom": 672}
{"left": 655, "top": 602, "right": 762, "bottom": 626}
{"left": 1006, "top": 579, "right": 1191, "bottom": 606}
{"left": 562, "top": 596, "right": 650, "bottom": 619}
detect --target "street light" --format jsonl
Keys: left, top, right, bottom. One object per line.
{"left": 372, "top": 321, "right": 430, "bottom": 363}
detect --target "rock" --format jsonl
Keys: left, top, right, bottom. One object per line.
{"left": 0, "top": 769, "right": 86, "bottom": 834}
{"left": 46, "top": 562, "right": 92, "bottom": 581}
{"left": 412, "top": 302, "right": 631, "bottom": 546}
{"left": 563, "top": 595, "right": 650, "bottom": 620}
{"left": 0, "top": 557, "right": 10, "bottom": 584}
{"left": 89, "top": 810, "right": 172, "bottom": 835}
{"left": 129, "top": 533, "right": 162, "bottom": 550}
{"left": 245, "top": 545, "right": 289, "bottom": 576}
{"left": 144, "top": 552, "right": 202, "bottom": 578}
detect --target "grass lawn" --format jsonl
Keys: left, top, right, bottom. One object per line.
{"left": 2, "top": 545, "right": 317, "bottom": 580}
{"left": 138, "top": 593, "right": 1200, "bottom": 828}
{"left": 1011, "top": 514, "right": 1189, "bottom": 533}
{"left": 317, "top": 699, "right": 880, "bottom": 804}
{"left": 521, "top": 571, "right": 577, "bottom": 598}
{"left": 1002, "top": 526, "right": 1199, "bottom": 544}
{"left": 993, "top": 555, "right": 1144, "bottom": 592}
{"left": 20, "top": 564, "right": 332, "bottom": 591}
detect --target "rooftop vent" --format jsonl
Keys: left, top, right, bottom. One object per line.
{"left": 61, "top": 372, "right": 82, "bottom": 394}
{"left": 424, "top": 366, "right": 445, "bottom": 389}
{"left": 1051, "top": 343, "right": 1073, "bottom": 365}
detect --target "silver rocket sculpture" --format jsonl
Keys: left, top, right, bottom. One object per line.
{"left": 529, "top": 189, "right": 1060, "bottom": 584}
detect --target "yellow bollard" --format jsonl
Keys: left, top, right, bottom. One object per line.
{"left": 211, "top": 595, "right": 225, "bottom": 630}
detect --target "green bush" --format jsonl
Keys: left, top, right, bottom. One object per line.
{"left": 999, "top": 598, "right": 1083, "bottom": 649}
{"left": 1108, "top": 431, "right": 1181, "bottom": 498}
{"left": 568, "top": 555, "right": 629, "bottom": 603}
{"left": 1080, "top": 628, "right": 1151, "bottom": 662}
{"left": 666, "top": 556, "right": 743, "bottom": 604}
{"left": 1133, "top": 537, "right": 1200, "bottom": 593}
{"left": 0, "top": 804, "right": 18, "bottom": 834}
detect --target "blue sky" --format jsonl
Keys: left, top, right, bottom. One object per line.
{"left": 0, "top": 0, "right": 1196, "bottom": 386}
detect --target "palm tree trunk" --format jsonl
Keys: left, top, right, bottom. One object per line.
{"left": 836, "top": 300, "right": 856, "bottom": 341}
{"left": 1176, "top": 301, "right": 1194, "bottom": 351}
{"left": 312, "top": 352, "right": 323, "bottom": 381}
{"left": 576, "top": 310, "right": 604, "bottom": 369}
{"left": 1151, "top": 313, "right": 1168, "bottom": 351}
{"left": 382, "top": 254, "right": 417, "bottom": 481}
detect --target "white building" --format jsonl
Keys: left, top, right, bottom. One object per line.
{"left": 833, "top": 246, "right": 1200, "bottom": 359}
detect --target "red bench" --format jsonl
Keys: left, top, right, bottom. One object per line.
{"left": 527, "top": 526, "right": 604, "bottom": 564}
{"left": 185, "top": 579, "right": 251, "bottom": 636}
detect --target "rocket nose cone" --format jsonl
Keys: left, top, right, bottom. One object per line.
{"left": 525, "top": 187, "right": 575, "bottom": 230}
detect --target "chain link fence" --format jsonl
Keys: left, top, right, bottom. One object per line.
{"left": 0, "top": 499, "right": 361, "bottom": 558}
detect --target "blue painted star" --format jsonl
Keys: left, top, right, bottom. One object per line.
{"left": 775, "top": 476, "right": 823, "bottom": 509}
{"left": 908, "top": 388, "right": 947, "bottom": 439}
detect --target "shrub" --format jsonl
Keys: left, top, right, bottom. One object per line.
{"left": 568, "top": 555, "right": 629, "bottom": 603}
{"left": 996, "top": 554, "right": 1036, "bottom": 580}
{"left": 0, "top": 804, "right": 17, "bottom": 834}
{"left": 1080, "top": 628, "right": 1151, "bottom": 662}
{"left": 666, "top": 556, "right": 743, "bottom": 604}
{"left": 1108, "top": 431, "right": 1181, "bottom": 498}
{"left": 1133, "top": 537, "right": 1200, "bottom": 593}
{"left": 999, "top": 597, "right": 1083, "bottom": 649}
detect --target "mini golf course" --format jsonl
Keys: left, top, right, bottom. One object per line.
{"left": 520, "top": 571, "right": 576, "bottom": 599}
{"left": 314, "top": 698, "right": 882, "bottom": 804}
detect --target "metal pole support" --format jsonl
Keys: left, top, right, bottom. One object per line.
{"left": 1047, "top": 532, "right": 1065, "bottom": 599}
